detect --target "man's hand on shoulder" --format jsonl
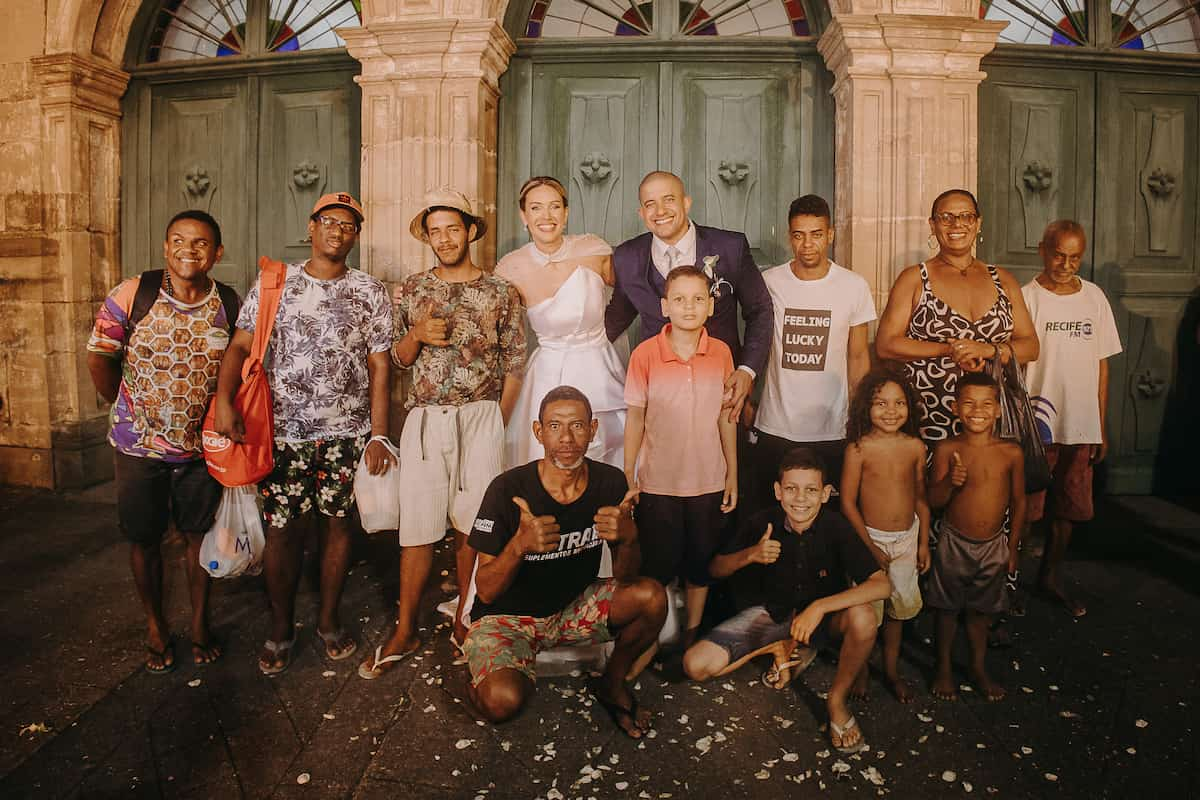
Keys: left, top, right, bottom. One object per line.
{"left": 511, "top": 497, "right": 561, "bottom": 555}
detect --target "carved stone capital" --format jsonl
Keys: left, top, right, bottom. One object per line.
{"left": 341, "top": 18, "right": 515, "bottom": 90}
{"left": 30, "top": 54, "right": 129, "bottom": 119}
{"left": 819, "top": 15, "right": 1006, "bottom": 82}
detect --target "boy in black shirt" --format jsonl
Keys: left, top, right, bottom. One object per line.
{"left": 465, "top": 386, "right": 668, "bottom": 738}
{"left": 683, "top": 447, "right": 890, "bottom": 754}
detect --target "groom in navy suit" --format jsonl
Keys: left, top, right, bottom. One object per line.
{"left": 605, "top": 171, "right": 773, "bottom": 420}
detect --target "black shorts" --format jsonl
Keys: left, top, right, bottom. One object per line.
{"left": 635, "top": 491, "right": 727, "bottom": 587}
{"left": 750, "top": 430, "right": 846, "bottom": 513}
{"left": 114, "top": 451, "right": 223, "bottom": 546}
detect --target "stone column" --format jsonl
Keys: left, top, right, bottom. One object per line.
{"left": 818, "top": 0, "right": 1005, "bottom": 311}
{"left": 341, "top": 7, "right": 515, "bottom": 283}
{"left": 0, "top": 54, "right": 128, "bottom": 487}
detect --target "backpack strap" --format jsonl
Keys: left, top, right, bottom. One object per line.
{"left": 127, "top": 270, "right": 164, "bottom": 334}
{"left": 127, "top": 269, "right": 241, "bottom": 336}
{"left": 214, "top": 281, "right": 241, "bottom": 335}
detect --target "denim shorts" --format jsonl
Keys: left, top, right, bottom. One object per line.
{"left": 703, "top": 605, "right": 832, "bottom": 662}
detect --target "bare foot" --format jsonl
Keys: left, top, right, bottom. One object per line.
{"left": 1037, "top": 580, "right": 1087, "bottom": 618}
{"left": 191, "top": 636, "right": 222, "bottom": 665}
{"left": 932, "top": 670, "right": 958, "bottom": 701}
{"left": 589, "top": 678, "right": 652, "bottom": 738}
{"left": 970, "top": 667, "right": 1006, "bottom": 701}
{"left": 887, "top": 675, "right": 914, "bottom": 704}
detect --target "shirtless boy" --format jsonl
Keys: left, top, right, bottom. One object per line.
{"left": 840, "top": 368, "right": 931, "bottom": 702}
{"left": 927, "top": 371, "right": 1025, "bottom": 701}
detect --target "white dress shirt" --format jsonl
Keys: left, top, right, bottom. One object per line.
{"left": 650, "top": 222, "right": 698, "bottom": 278}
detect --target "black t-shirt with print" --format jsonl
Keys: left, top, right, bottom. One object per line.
{"left": 720, "top": 506, "right": 880, "bottom": 623}
{"left": 468, "top": 459, "right": 628, "bottom": 621}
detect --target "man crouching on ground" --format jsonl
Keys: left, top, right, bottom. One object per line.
{"left": 465, "top": 385, "right": 667, "bottom": 738}
{"left": 682, "top": 447, "right": 890, "bottom": 754}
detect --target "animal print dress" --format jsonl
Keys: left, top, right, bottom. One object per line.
{"left": 904, "top": 262, "right": 1014, "bottom": 444}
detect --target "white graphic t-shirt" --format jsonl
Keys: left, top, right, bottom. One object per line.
{"left": 1022, "top": 278, "right": 1122, "bottom": 445}
{"left": 755, "top": 261, "right": 877, "bottom": 441}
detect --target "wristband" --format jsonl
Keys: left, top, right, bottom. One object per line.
{"left": 368, "top": 435, "right": 393, "bottom": 446}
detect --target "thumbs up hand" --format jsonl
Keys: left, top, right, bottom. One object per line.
{"left": 750, "top": 523, "right": 782, "bottom": 565}
{"left": 596, "top": 488, "right": 638, "bottom": 545}
{"left": 512, "top": 497, "right": 560, "bottom": 555}
{"left": 950, "top": 451, "right": 968, "bottom": 487}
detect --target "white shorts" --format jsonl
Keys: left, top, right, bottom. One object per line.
{"left": 868, "top": 516, "right": 923, "bottom": 622}
{"left": 397, "top": 400, "right": 504, "bottom": 547}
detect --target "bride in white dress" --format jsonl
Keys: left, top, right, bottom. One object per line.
{"left": 496, "top": 176, "right": 627, "bottom": 469}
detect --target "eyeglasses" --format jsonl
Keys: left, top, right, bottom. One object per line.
{"left": 315, "top": 215, "right": 359, "bottom": 234}
{"left": 932, "top": 211, "right": 979, "bottom": 227}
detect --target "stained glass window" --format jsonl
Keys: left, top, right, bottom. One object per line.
{"left": 980, "top": 0, "right": 1199, "bottom": 53}
{"left": 525, "top": 0, "right": 810, "bottom": 38}
{"left": 145, "top": 0, "right": 363, "bottom": 63}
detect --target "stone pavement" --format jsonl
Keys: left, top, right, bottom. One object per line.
{"left": 0, "top": 484, "right": 1197, "bottom": 799}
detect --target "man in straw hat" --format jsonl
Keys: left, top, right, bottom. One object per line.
{"left": 359, "top": 188, "right": 527, "bottom": 680}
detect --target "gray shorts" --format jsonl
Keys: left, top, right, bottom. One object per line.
{"left": 703, "top": 605, "right": 832, "bottom": 662}
{"left": 925, "top": 521, "right": 1009, "bottom": 615}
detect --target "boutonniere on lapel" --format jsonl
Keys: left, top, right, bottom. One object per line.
{"left": 702, "top": 255, "right": 733, "bottom": 299}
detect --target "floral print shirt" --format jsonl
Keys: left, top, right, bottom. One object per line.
{"left": 237, "top": 263, "right": 393, "bottom": 442}
{"left": 394, "top": 270, "right": 527, "bottom": 409}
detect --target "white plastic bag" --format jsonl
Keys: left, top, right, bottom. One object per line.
{"left": 353, "top": 438, "right": 401, "bottom": 533}
{"left": 200, "top": 485, "right": 265, "bottom": 578}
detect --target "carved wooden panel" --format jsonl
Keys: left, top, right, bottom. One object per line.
{"left": 1098, "top": 77, "right": 1199, "bottom": 275}
{"left": 978, "top": 69, "right": 1093, "bottom": 282}
{"left": 259, "top": 71, "right": 360, "bottom": 269}
{"left": 673, "top": 65, "right": 802, "bottom": 267}
{"left": 149, "top": 80, "right": 248, "bottom": 292}
{"left": 530, "top": 64, "right": 659, "bottom": 249}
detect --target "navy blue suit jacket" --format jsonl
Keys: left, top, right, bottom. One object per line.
{"left": 604, "top": 224, "right": 773, "bottom": 374}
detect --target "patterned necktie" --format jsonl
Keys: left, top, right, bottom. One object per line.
{"left": 666, "top": 246, "right": 680, "bottom": 273}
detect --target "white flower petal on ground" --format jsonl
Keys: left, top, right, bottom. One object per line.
{"left": 1059, "top": 711, "right": 1080, "bottom": 719}
{"left": 1126, "top": 747, "right": 1136, "bottom": 754}
{"left": 187, "top": 679, "right": 201, "bottom": 688}
{"left": 455, "top": 739, "right": 474, "bottom": 750}
{"left": 782, "top": 752, "right": 799, "bottom": 762}
{"left": 1135, "top": 719, "right": 1148, "bottom": 728}
{"left": 860, "top": 766, "right": 885, "bottom": 785}
{"left": 754, "top": 770, "right": 770, "bottom": 780}
{"left": 1044, "top": 773, "right": 1058, "bottom": 782}
{"left": 917, "top": 713, "right": 933, "bottom": 722}
{"left": 323, "top": 713, "right": 335, "bottom": 720}
{"left": 942, "top": 770, "right": 957, "bottom": 782}
{"left": 831, "top": 761, "right": 851, "bottom": 774}
{"left": 616, "top": 782, "right": 629, "bottom": 790}
{"left": 695, "top": 736, "right": 713, "bottom": 754}
{"left": 296, "top": 773, "right": 310, "bottom": 785}
{"left": 963, "top": 781, "right": 973, "bottom": 792}
{"left": 1020, "top": 746, "right": 1033, "bottom": 755}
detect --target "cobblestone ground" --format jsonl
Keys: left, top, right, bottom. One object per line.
{"left": 0, "top": 486, "right": 1196, "bottom": 799}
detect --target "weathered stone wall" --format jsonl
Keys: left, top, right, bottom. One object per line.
{"left": 0, "top": 4, "right": 129, "bottom": 488}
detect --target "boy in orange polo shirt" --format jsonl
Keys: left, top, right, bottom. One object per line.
{"left": 624, "top": 265, "right": 738, "bottom": 650}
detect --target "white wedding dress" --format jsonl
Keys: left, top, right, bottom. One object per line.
{"left": 504, "top": 255, "right": 627, "bottom": 470}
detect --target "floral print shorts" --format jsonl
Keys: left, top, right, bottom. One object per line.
{"left": 464, "top": 579, "right": 617, "bottom": 686}
{"left": 260, "top": 435, "right": 367, "bottom": 529}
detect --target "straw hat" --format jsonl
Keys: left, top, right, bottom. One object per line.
{"left": 408, "top": 187, "right": 486, "bottom": 242}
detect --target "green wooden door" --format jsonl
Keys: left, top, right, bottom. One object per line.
{"left": 123, "top": 66, "right": 360, "bottom": 296}
{"left": 499, "top": 56, "right": 831, "bottom": 265}
{"left": 1095, "top": 73, "right": 1200, "bottom": 494}
{"left": 980, "top": 65, "right": 1200, "bottom": 494}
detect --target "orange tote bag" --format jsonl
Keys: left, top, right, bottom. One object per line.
{"left": 203, "top": 257, "right": 286, "bottom": 487}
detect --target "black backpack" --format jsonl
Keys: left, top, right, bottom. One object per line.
{"left": 125, "top": 269, "right": 241, "bottom": 336}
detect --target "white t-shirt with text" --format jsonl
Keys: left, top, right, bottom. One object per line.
{"left": 1021, "top": 278, "right": 1122, "bottom": 445}
{"left": 755, "top": 260, "right": 876, "bottom": 442}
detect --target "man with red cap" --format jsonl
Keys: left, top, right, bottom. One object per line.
{"left": 214, "top": 192, "right": 396, "bottom": 675}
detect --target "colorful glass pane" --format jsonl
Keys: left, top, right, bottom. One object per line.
{"left": 528, "top": 0, "right": 808, "bottom": 37}
{"left": 146, "top": 0, "right": 363, "bottom": 63}
{"left": 979, "top": 0, "right": 1198, "bottom": 53}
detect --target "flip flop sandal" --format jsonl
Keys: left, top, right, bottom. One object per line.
{"left": 145, "top": 640, "right": 176, "bottom": 675}
{"left": 449, "top": 632, "right": 468, "bottom": 666}
{"left": 358, "top": 644, "right": 416, "bottom": 680}
{"left": 830, "top": 714, "right": 869, "bottom": 755}
{"left": 761, "top": 647, "right": 818, "bottom": 690}
{"left": 259, "top": 638, "right": 295, "bottom": 676}
{"left": 318, "top": 628, "right": 358, "bottom": 661}
{"left": 587, "top": 679, "right": 649, "bottom": 740}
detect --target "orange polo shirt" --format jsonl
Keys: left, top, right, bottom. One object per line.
{"left": 625, "top": 324, "right": 734, "bottom": 496}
